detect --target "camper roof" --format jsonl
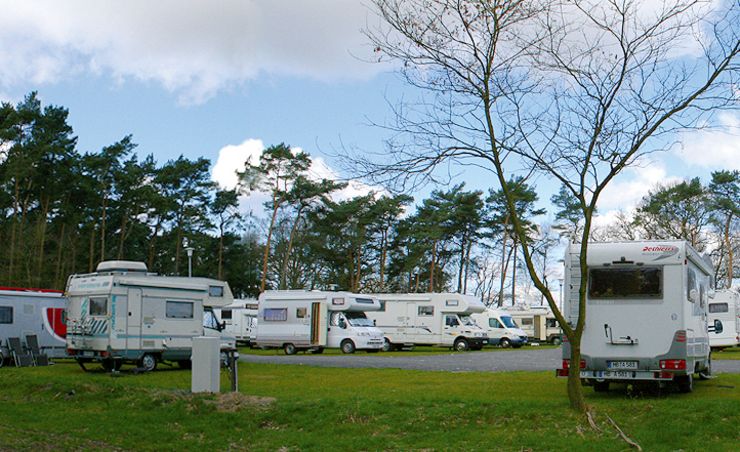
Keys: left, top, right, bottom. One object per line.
{"left": 96, "top": 260, "right": 149, "bottom": 274}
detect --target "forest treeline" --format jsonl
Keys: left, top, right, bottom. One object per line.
{"left": 1, "top": 94, "right": 737, "bottom": 299}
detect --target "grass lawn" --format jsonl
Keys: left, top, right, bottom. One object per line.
{"left": 713, "top": 347, "right": 740, "bottom": 360}
{"left": 239, "top": 344, "right": 558, "bottom": 357}
{"left": 0, "top": 361, "right": 738, "bottom": 451}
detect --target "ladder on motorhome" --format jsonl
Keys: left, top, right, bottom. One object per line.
{"left": 565, "top": 248, "right": 581, "bottom": 327}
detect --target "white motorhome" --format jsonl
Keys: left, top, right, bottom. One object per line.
{"left": 0, "top": 287, "right": 68, "bottom": 364}
{"left": 367, "top": 293, "right": 489, "bottom": 351}
{"left": 510, "top": 307, "right": 563, "bottom": 345}
{"left": 558, "top": 241, "right": 713, "bottom": 393}
{"left": 215, "top": 299, "right": 258, "bottom": 346}
{"left": 471, "top": 309, "right": 528, "bottom": 347}
{"left": 708, "top": 289, "right": 740, "bottom": 350}
{"left": 65, "top": 261, "right": 236, "bottom": 372}
{"left": 255, "top": 290, "right": 384, "bottom": 354}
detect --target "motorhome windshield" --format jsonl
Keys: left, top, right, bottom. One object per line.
{"left": 460, "top": 315, "right": 477, "bottom": 327}
{"left": 345, "top": 311, "right": 374, "bottom": 327}
{"left": 203, "top": 308, "right": 222, "bottom": 331}
{"left": 588, "top": 267, "right": 662, "bottom": 299}
{"left": 501, "top": 315, "right": 517, "bottom": 328}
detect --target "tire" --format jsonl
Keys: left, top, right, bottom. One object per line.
{"left": 593, "top": 381, "right": 610, "bottom": 392}
{"left": 139, "top": 353, "right": 157, "bottom": 372}
{"left": 676, "top": 374, "right": 693, "bottom": 393}
{"left": 101, "top": 358, "right": 122, "bottom": 372}
{"left": 551, "top": 337, "right": 563, "bottom": 346}
{"left": 283, "top": 343, "right": 297, "bottom": 355}
{"left": 310, "top": 347, "right": 324, "bottom": 354}
{"left": 0, "top": 351, "right": 4, "bottom": 368}
{"left": 453, "top": 338, "right": 469, "bottom": 352}
{"left": 499, "top": 338, "right": 512, "bottom": 348}
{"left": 341, "top": 340, "right": 356, "bottom": 354}
{"left": 699, "top": 354, "right": 712, "bottom": 380}
{"left": 382, "top": 338, "right": 392, "bottom": 352}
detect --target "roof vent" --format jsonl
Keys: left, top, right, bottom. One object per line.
{"left": 96, "top": 260, "right": 148, "bottom": 274}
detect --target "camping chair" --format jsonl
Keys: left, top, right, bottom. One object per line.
{"left": 25, "top": 334, "right": 50, "bottom": 366}
{"left": 7, "top": 337, "right": 34, "bottom": 367}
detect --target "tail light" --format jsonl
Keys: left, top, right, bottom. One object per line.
{"left": 660, "top": 359, "right": 686, "bottom": 370}
{"left": 562, "top": 335, "right": 569, "bottom": 343}
{"left": 674, "top": 330, "right": 686, "bottom": 343}
{"left": 561, "top": 359, "right": 586, "bottom": 369}
{"left": 654, "top": 371, "right": 673, "bottom": 379}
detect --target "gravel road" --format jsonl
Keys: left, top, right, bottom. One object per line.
{"left": 240, "top": 347, "right": 740, "bottom": 374}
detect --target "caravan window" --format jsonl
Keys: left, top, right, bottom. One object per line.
{"left": 520, "top": 318, "right": 533, "bottom": 326}
{"left": 89, "top": 297, "right": 108, "bottom": 316}
{"left": 418, "top": 306, "right": 434, "bottom": 316}
{"left": 296, "top": 307, "right": 307, "bottom": 319}
{"left": 0, "top": 306, "right": 12, "bottom": 324}
{"left": 446, "top": 299, "right": 459, "bottom": 307}
{"left": 445, "top": 315, "right": 460, "bottom": 326}
{"left": 263, "top": 308, "right": 287, "bottom": 322}
{"left": 709, "top": 303, "right": 728, "bottom": 314}
{"left": 489, "top": 318, "right": 503, "bottom": 328}
{"left": 220, "top": 310, "right": 233, "bottom": 320}
{"left": 687, "top": 268, "right": 697, "bottom": 302}
{"left": 209, "top": 286, "right": 224, "bottom": 297}
{"left": 166, "top": 301, "right": 194, "bottom": 319}
{"left": 546, "top": 318, "right": 559, "bottom": 328}
{"left": 588, "top": 267, "right": 662, "bottom": 299}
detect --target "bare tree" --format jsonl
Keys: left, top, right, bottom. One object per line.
{"left": 355, "top": 0, "right": 739, "bottom": 412}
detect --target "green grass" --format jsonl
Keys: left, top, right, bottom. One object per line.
{"left": 0, "top": 361, "right": 738, "bottom": 451}
{"left": 713, "top": 347, "right": 740, "bottom": 360}
{"left": 239, "top": 344, "right": 558, "bottom": 357}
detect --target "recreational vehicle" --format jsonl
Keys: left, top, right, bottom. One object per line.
{"left": 510, "top": 307, "right": 562, "bottom": 344}
{"left": 708, "top": 289, "right": 740, "bottom": 350}
{"left": 65, "top": 261, "right": 236, "bottom": 371}
{"left": 0, "top": 287, "right": 67, "bottom": 365}
{"left": 558, "top": 241, "right": 713, "bottom": 393}
{"left": 470, "top": 309, "right": 528, "bottom": 347}
{"left": 255, "top": 290, "right": 384, "bottom": 354}
{"left": 215, "top": 299, "right": 259, "bottom": 346}
{"left": 367, "top": 293, "right": 488, "bottom": 351}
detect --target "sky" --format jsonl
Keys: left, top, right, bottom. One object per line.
{"left": 0, "top": 0, "right": 738, "bottom": 228}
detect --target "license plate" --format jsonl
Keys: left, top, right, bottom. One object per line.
{"left": 580, "top": 370, "right": 636, "bottom": 379}
{"left": 607, "top": 360, "right": 638, "bottom": 370}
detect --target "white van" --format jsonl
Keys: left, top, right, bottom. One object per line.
{"left": 708, "top": 289, "right": 740, "bottom": 350}
{"left": 510, "top": 308, "right": 563, "bottom": 345}
{"left": 471, "top": 309, "right": 528, "bottom": 347}
{"left": 255, "top": 290, "right": 384, "bottom": 354}
{"left": 215, "top": 299, "right": 258, "bottom": 346}
{"left": 558, "top": 241, "right": 713, "bottom": 393}
{"left": 367, "top": 293, "right": 489, "bottom": 351}
{"left": 65, "top": 261, "right": 236, "bottom": 371}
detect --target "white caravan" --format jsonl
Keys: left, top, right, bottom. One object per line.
{"left": 255, "top": 290, "right": 384, "bottom": 354}
{"left": 0, "top": 287, "right": 68, "bottom": 364}
{"left": 510, "top": 308, "right": 563, "bottom": 344}
{"left": 65, "top": 261, "right": 236, "bottom": 371}
{"left": 708, "top": 289, "right": 740, "bottom": 350}
{"left": 471, "top": 309, "right": 528, "bottom": 347}
{"left": 215, "top": 299, "right": 258, "bottom": 346}
{"left": 558, "top": 241, "right": 713, "bottom": 392}
{"left": 367, "top": 293, "right": 489, "bottom": 351}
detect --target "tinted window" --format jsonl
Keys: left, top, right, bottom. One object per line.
{"left": 89, "top": 297, "right": 108, "bottom": 316}
{"left": 263, "top": 308, "right": 287, "bottom": 322}
{"left": 445, "top": 316, "right": 459, "bottom": 326}
{"left": 489, "top": 318, "right": 503, "bottom": 328}
{"left": 296, "top": 307, "right": 307, "bottom": 318}
{"left": 588, "top": 267, "right": 662, "bottom": 299}
{"left": 418, "top": 306, "right": 434, "bottom": 316}
{"left": 687, "top": 268, "right": 697, "bottom": 302}
{"left": 0, "top": 306, "right": 12, "bottom": 324}
{"left": 220, "top": 310, "right": 233, "bottom": 320}
{"left": 546, "top": 318, "right": 558, "bottom": 328}
{"left": 166, "top": 301, "right": 194, "bottom": 319}
{"left": 709, "top": 303, "right": 729, "bottom": 313}
{"left": 446, "top": 299, "right": 459, "bottom": 306}
{"left": 355, "top": 298, "right": 374, "bottom": 304}
{"left": 208, "top": 286, "right": 224, "bottom": 297}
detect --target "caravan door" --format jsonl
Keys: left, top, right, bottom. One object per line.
{"left": 126, "top": 289, "right": 142, "bottom": 351}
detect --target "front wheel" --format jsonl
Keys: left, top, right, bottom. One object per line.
{"left": 139, "top": 353, "right": 157, "bottom": 372}
{"left": 341, "top": 340, "right": 356, "bottom": 354}
{"left": 381, "top": 338, "right": 392, "bottom": 352}
{"left": 499, "top": 338, "right": 512, "bottom": 348}
{"left": 283, "top": 343, "right": 297, "bottom": 355}
{"left": 453, "top": 338, "right": 469, "bottom": 352}
{"left": 551, "top": 336, "right": 563, "bottom": 346}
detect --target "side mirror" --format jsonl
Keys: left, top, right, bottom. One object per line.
{"left": 221, "top": 321, "right": 226, "bottom": 331}
{"left": 713, "top": 319, "right": 723, "bottom": 334}
{"left": 689, "top": 289, "right": 699, "bottom": 303}
{"left": 339, "top": 320, "right": 347, "bottom": 329}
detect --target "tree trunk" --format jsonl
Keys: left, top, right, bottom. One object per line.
{"left": 567, "top": 344, "right": 586, "bottom": 412}
{"left": 429, "top": 239, "right": 437, "bottom": 292}
{"left": 280, "top": 206, "right": 304, "bottom": 290}
{"left": 117, "top": 211, "right": 129, "bottom": 260}
{"left": 261, "top": 199, "right": 281, "bottom": 292}
{"left": 512, "top": 235, "right": 518, "bottom": 306}
{"left": 36, "top": 196, "right": 51, "bottom": 287}
{"left": 100, "top": 197, "right": 108, "bottom": 262}
{"left": 463, "top": 239, "right": 472, "bottom": 293}
{"left": 8, "top": 178, "right": 20, "bottom": 283}
{"left": 379, "top": 229, "right": 388, "bottom": 290}
{"left": 54, "top": 223, "right": 66, "bottom": 288}
{"left": 88, "top": 226, "right": 96, "bottom": 272}
{"left": 725, "top": 216, "right": 734, "bottom": 288}
{"left": 457, "top": 233, "right": 466, "bottom": 293}
{"left": 218, "top": 224, "right": 225, "bottom": 281}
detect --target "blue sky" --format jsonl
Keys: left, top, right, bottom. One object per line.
{"left": 1, "top": 0, "right": 737, "bottom": 227}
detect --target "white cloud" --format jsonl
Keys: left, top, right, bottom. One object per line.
{"left": 211, "top": 138, "right": 264, "bottom": 190}
{"left": 0, "top": 0, "right": 384, "bottom": 104}
{"left": 597, "top": 159, "right": 683, "bottom": 213}
{"left": 676, "top": 113, "right": 740, "bottom": 170}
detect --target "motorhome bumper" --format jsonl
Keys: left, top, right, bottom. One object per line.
{"left": 578, "top": 370, "right": 676, "bottom": 381}
{"left": 468, "top": 337, "right": 489, "bottom": 346}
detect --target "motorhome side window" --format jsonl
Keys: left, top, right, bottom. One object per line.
{"left": 489, "top": 318, "right": 503, "bottom": 328}
{"left": 220, "top": 310, "right": 233, "bottom": 320}
{"left": 263, "top": 308, "right": 287, "bottom": 322}
{"left": 709, "top": 303, "right": 728, "bottom": 313}
{"left": 296, "top": 307, "right": 307, "bottom": 319}
{"left": 166, "top": 301, "right": 194, "bottom": 319}
{"left": 0, "top": 306, "right": 12, "bottom": 324}
{"left": 89, "top": 297, "right": 108, "bottom": 316}
{"left": 687, "top": 268, "right": 697, "bottom": 302}
{"left": 588, "top": 267, "right": 662, "bottom": 299}
{"left": 520, "top": 318, "right": 533, "bottom": 326}
{"left": 546, "top": 318, "right": 558, "bottom": 328}
{"left": 208, "top": 285, "right": 224, "bottom": 297}
{"left": 418, "top": 306, "right": 434, "bottom": 316}
{"left": 445, "top": 315, "right": 460, "bottom": 326}
{"left": 445, "top": 299, "right": 459, "bottom": 307}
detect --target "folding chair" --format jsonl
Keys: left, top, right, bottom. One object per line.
{"left": 0, "top": 340, "right": 5, "bottom": 368}
{"left": 8, "top": 337, "right": 34, "bottom": 367}
{"left": 25, "top": 334, "right": 50, "bottom": 366}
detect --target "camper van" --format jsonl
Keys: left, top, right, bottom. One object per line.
{"left": 558, "top": 241, "right": 713, "bottom": 392}
{"left": 215, "top": 299, "right": 258, "bottom": 346}
{"left": 0, "top": 287, "right": 67, "bottom": 365}
{"left": 708, "top": 289, "right": 740, "bottom": 350}
{"left": 510, "top": 307, "right": 562, "bottom": 344}
{"left": 367, "top": 293, "right": 488, "bottom": 351}
{"left": 471, "top": 309, "right": 528, "bottom": 347}
{"left": 255, "top": 290, "right": 384, "bottom": 354}
{"left": 65, "top": 261, "right": 236, "bottom": 371}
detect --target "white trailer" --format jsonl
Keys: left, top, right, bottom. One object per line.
{"left": 558, "top": 241, "right": 713, "bottom": 392}
{"left": 215, "top": 299, "right": 258, "bottom": 346}
{"left": 509, "top": 307, "right": 563, "bottom": 345}
{"left": 0, "top": 287, "right": 67, "bottom": 364}
{"left": 471, "top": 309, "right": 528, "bottom": 347}
{"left": 65, "top": 261, "right": 236, "bottom": 372}
{"left": 367, "top": 293, "right": 489, "bottom": 351}
{"left": 708, "top": 289, "right": 740, "bottom": 350}
{"left": 255, "top": 290, "right": 384, "bottom": 354}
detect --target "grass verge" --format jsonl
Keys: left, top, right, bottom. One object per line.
{"left": 238, "top": 344, "right": 558, "bottom": 357}
{"left": 0, "top": 361, "right": 737, "bottom": 451}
